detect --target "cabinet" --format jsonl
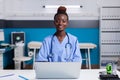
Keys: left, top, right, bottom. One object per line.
{"left": 100, "top": 6, "right": 120, "bottom": 68}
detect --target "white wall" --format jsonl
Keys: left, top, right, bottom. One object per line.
{"left": 0, "top": 0, "right": 4, "bottom": 18}
{"left": 99, "top": 0, "right": 120, "bottom": 6}
{"left": 0, "top": 0, "right": 120, "bottom": 20}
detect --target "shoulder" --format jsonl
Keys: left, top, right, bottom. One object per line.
{"left": 43, "top": 35, "right": 53, "bottom": 44}
{"left": 67, "top": 33, "right": 78, "bottom": 40}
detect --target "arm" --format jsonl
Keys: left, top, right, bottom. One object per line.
{"left": 35, "top": 40, "right": 49, "bottom": 62}
{"left": 72, "top": 39, "right": 82, "bottom": 64}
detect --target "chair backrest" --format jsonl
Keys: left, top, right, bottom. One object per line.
{"left": 28, "top": 41, "right": 42, "bottom": 69}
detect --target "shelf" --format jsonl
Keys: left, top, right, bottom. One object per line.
{"left": 101, "top": 54, "right": 120, "bottom": 57}
{"left": 100, "top": 6, "right": 120, "bottom": 69}
{"left": 101, "top": 18, "right": 120, "bottom": 20}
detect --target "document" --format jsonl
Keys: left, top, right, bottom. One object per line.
{"left": 0, "top": 74, "right": 29, "bottom": 80}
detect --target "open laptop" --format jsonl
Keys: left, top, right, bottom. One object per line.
{"left": 34, "top": 62, "right": 81, "bottom": 79}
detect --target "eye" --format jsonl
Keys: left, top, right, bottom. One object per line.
{"left": 62, "top": 19, "right": 67, "bottom": 23}
{"left": 63, "top": 20, "right": 66, "bottom": 23}
{"left": 55, "top": 20, "right": 59, "bottom": 23}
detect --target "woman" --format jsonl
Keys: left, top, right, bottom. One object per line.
{"left": 36, "top": 6, "right": 82, "bottom": 62}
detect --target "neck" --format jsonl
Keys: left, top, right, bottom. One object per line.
{"left": 55, "top": 31, "right": 66, "bottom": 43}
{"left": 55, "top": 31, "right": 66, "bottom": 37}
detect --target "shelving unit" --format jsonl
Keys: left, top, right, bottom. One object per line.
{"left": 100, "top": 6, "right": 120, "bottom": 69}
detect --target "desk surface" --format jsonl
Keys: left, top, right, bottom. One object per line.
{"left": 0, "top": 69, "right": 119, "bottom": 80}
{"left": 79, "top": 43, "right": 97, "bottom": 49}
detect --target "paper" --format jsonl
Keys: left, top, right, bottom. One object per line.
{"left": 0, "top": 74, "right": 29, "bottom": 80}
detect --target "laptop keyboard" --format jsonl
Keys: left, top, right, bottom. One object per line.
{"left": 100, "top": 74, "right": 120, "bottom": 80}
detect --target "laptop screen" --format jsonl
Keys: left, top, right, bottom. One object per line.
{"left": 34, "top": 62, "right": 81, "bottom": 79}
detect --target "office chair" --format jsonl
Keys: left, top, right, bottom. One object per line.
{"left": 28, "top": 41, "right": 42, "bottom": 69}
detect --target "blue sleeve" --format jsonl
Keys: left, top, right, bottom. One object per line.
{"left": 72, "top": 39, "right": 82, "bottom": 64}
{"left": 35, "top": 40, "right": 49, "bottom": 62}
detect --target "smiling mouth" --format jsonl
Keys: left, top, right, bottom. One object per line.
{"left": 58, "top": 26, "right": 63, "bottom": 28}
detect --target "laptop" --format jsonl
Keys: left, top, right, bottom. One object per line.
{"left": 34, "top": 62, "right": 81, "bottom": 79}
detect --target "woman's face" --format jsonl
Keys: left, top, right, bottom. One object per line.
{"left": 54, "top": 14, "right": 68, "bottom": 32}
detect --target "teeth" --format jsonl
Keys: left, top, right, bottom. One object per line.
{"left": 59, "top": 26, "right": 63, "bottom": 28}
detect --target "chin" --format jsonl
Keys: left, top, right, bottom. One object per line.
{"left": 57, "top": 29, "right": 64, "bottom": 32}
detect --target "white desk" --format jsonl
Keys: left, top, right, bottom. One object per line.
{"left": 0, "top": 69, "right": 120, "bottom": 80}
{"left": 0, "top": 49, "right": 5, "bottom": 69}
{"left": 79, "top": 43, "right": 97, "bottom": 69}
{"left": 0, "top": 45, "right": 15, "bottom": 69}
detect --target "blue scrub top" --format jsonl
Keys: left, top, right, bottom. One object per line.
{"left": 35, "top": 33, "right": 82, "bottom": 63}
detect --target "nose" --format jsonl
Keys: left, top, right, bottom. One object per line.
{"left": 58, "top": 21, "right": 63, "bottom": 25}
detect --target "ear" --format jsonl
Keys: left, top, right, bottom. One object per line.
{"left": 67, "top": 20, "right": 69, "bottom": 23}
{"left": 54, "top": 20, "right": 55, "bottom": 25}
{"left": 67, "top": 20, "right": 69, "bottom": 24}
